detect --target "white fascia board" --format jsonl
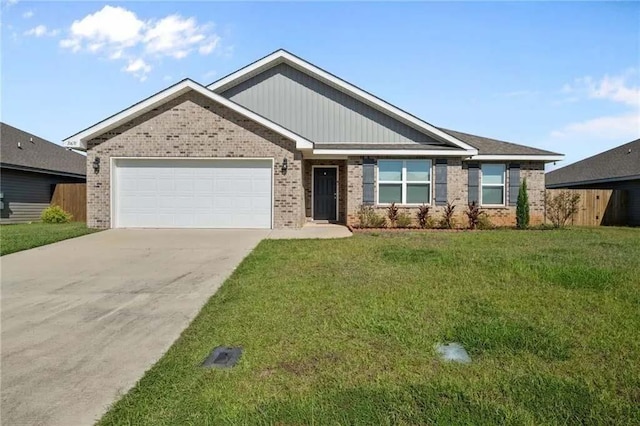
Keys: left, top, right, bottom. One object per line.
{"left": 313, "top": 148, "right": 477, "bottom": 157}
{"left": 469, "top": 154, "right": 565, "bottom": 162}
{"left": 209, "top": 50, "right": 477, "bottom": 152}
{"left": 63, "top": 79, "right": 314, "bottom": 151}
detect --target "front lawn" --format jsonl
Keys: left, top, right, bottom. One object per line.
{"left": 100, "top": 228, "right": 640, "bottom": 425}
{"left": 0, "top": 222, "right": 99, "bottom": 256}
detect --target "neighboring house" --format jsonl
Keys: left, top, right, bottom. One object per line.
{"left": 546, "top": 138, "right": 640, "bottom": 226}
{"left": 1, "top": 123, "right": 86, "bottom": 223}
{"left": 63, "top": 50, "right": 562, "bottom": 229}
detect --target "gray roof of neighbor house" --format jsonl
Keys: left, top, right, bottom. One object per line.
{"left": 1, "top": 122, "right": 86, "bottom": 177}
{"left": 546, "top": 138, "right": 640, "bottom": 187}
{"left": 439, "top": 128, "right": 561, "bottom": 156}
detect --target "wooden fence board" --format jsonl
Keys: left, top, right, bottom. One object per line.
{"left": 545, "top": 189, "right": 627, "bottom": 226}
{"left": 51, "top": 183, "right": 87, "bottom": 222}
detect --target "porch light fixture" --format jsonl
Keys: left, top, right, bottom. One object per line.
{"left": 281, "top": 157, "right": 288, "bottom": 174}
{"left": 92, "top": 157, "right": 100, "bottom": 174}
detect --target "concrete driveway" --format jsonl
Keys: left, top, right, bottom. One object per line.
{"left": 1, "top": 229, "right": 269, "bottom": 426}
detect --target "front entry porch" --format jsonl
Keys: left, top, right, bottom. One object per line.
{"left": 303, "top": 159, "right": 348, "bottom": 224}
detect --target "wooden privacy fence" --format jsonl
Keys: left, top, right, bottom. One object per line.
{"left": 51, "top": 183, "right": 87, "bottom": 222}
{"left": 545, "top": 189, "right": 627, "bottom": 226}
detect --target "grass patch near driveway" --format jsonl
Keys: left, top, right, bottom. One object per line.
{"left": 99, "top": 228, "right": 640, "bottom": 425}
{"left": 0, "top": 222, "right": 99, "bottom": 256}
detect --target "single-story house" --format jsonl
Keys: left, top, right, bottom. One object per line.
{"left": 546, "top": 138, "right": 640, "bottom": 226}
{"left": 63, "top": 50, "right": 563, "bottom": 229}
{"left": 1, "top": 123, "right": 86, "bottom": 223}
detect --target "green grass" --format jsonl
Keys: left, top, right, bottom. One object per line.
{"left": 0, "top": 222, "right": 99, "bottom": 256}
{"left": 99, "top": 228, "right": 640, "bottom": 425}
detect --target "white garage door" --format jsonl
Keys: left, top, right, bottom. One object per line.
{"left": 113, "top": 159, "right": 272, "bottom": 228}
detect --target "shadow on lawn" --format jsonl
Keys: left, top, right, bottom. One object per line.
{"left": 242, "top": 374, "right": 630, "bottom": 425}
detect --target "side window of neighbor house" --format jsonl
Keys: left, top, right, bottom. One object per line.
{"left": 378, "top": 159, "right": 431, "bottom": 204}
{"left": 481, "top": 163, "right": 506, "bottom": 206}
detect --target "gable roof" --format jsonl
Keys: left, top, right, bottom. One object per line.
{"left": 546, "top": 138, "right": 640, "bottom": 188}
{"left": 1, "top": 123, "right": 86, "bottom": 177}
{"left": 63, "top": 79, "right": 314, "bottom": 151}
{"left": 209, "top": 49, "right": 478, "bottom": 154}
{"left": 441, "top": 128, "right": 563, "bottom": 159}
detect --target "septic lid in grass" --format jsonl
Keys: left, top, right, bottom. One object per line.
{"left": 436, "top": 342, "right": 471, "bottom": 363}
{"left": 201, "top": 346, "right": 243, "bottom": 369}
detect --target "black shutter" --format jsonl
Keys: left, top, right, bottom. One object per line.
{"left": 362, "top": 158, "right": 376, "bottom": 205}
{"left": 508, "top": 164, "right": 520, "bottom": 206}
{"left": 435, "top": 159, "right": 447, "bottom": 205}
{"left": 468, "top": 163, "right": 480, "bottom": 204}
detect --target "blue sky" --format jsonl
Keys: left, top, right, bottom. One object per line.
{"left": 2, "top": 1, "right": 638, "bottom": 170}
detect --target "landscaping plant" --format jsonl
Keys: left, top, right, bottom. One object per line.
{"left": 545, "top": 190, "right": 581, "bottom": 228}
{"left": 40, "top": 205, "right": 73, "bottom": 224}
{"left": 516, "top": 178, "right": 530, "bottom": 229}
{"left": 387, "top": 202, "right": 399, "bottom": 227}
{"left": 357, "top": 205, "right": 386, "bottom": 228}
{"left": 416, "top": 204, "right": 431, "bottom": 229}
{"left": 464, "top": 201, "right": 483, "bottom": 230}
{"left": 396, "top": 212, "right": 413, "bottom": 228}
{"left": 439, "top": 202, "right": 456, "bottom": 229}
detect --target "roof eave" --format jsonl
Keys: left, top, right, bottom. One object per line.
{"left": 469, "top": 154, "right": 564, "bottom": 162}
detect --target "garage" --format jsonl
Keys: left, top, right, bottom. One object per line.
{"left": 113, "top": 158, "right": 273, "bottom": 228}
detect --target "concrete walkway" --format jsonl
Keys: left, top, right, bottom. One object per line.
{"left": 0, "top": 229, "right": 269, "bottom": 426}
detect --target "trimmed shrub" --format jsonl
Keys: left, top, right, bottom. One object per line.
{"left": 516, "top": 178, "right": 530, "bottom": 229}
{"left": 477, "top": 214, "right": 494, "bottom": 230}
{"left": 41, "top": 205, "right": 72, "bottom": 224}
{"left": 545, "top": 191, "right": 581, "bottom": 228}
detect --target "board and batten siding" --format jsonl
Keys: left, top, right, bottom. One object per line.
{"left": 0, "top": 168, "right": 84, "bottom": 223}
{"left": 222, "top": 63, "right": 443, "bottom": 144}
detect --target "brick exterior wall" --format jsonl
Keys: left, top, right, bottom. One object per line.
{"left": 86, "top": 91, "right": 304, "bottom": 229}
{"left": 302, "top": 160, "right": 347, "bottom": 223}
{"left": 346, "top": 158, "right": 546, "bottom": 227}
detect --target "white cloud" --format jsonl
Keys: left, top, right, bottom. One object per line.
{"left": 22, "top": 10, "right": 33, "bottom": 18}
{"left": 123, "top": 58, "right": 152, "bottom": 81}
{"left": 59, "top": 5, "right": 222, "bottom": 80}
{"left": 24, "top": 25, "right": 59, "bottom": 37}
{"left": 551, "top": 113, "right": 640, "bottom": 141}
{"left": 561, "top": 69, "right": 639, "bottom": 107}
{"left": 548, "top": 69, "right": 640, "bottom": 166}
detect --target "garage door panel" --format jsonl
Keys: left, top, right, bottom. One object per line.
{"left": 114, "top": 159, "right": 272, "bottom": 228}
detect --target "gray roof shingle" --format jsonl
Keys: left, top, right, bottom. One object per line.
{"left": 1, "top": 123, "right": 86, "bottom": 176}
{"left": 546, "top": 138, "right": 640, "bottom": 187}
{"left": 439, "top": 128, "right": 561, "bottom": 156}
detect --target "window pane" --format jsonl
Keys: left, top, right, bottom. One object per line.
{"left": 407, "top": 183, "right": 430, "bottom": 204}
{"left": 406, "top": 160, "right": 431, "bottom": 181}
{"left": 482, "top": 187, "right": 504, "bottom": 205}
{"left": 378, "top": 161, "right": 402, "bottom": 181}
{"left": 379, "top": 184, "right": 402, "bottom": 203}
{"left": 482, "top": 164, "right": 505, "bottom": 184}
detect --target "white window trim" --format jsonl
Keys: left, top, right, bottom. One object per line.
{"left": 480, "top": 163, "right": 506, "bottom": 207}
{"left": 376, "top": 159, "right": 432, "bottom": 206}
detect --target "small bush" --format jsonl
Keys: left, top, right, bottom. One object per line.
{"left": 439, "top": 202, "right": 456, "bottom": 229}
{"left": 387, "top": 203, "right": 399, "bottom": 227}
{"left": 516, "top": 178, "right": 530, "bottom": 229}
{"left": 41, "top": 205, "right": 73, "bottom": 224}
{"left": 396, "top": 212, "right": 413, "bottom": 228}
{"left": 464, "top": 201, "right": 483, "bottom": 230}
{"left": 477, "top": 214, "right": 494, "bottom": 230}
{"left": 357, "top": 205, "right": 386, "bottom": 228}
{"left": 416, "top": 205, "right": 430, "bottom": 229}
{"left": 545, "top": 190, "right": 581, "bottom": 228}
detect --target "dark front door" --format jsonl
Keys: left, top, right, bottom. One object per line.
{"left": 313, "top": 167, "right": 337, "bottom": 221}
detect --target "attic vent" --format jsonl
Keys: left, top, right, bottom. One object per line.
{"left": 201, "top": 346, "right": 243, "bottom": 369}
{"left": 17, "top": 142, "right": 22, "bottom": 149}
